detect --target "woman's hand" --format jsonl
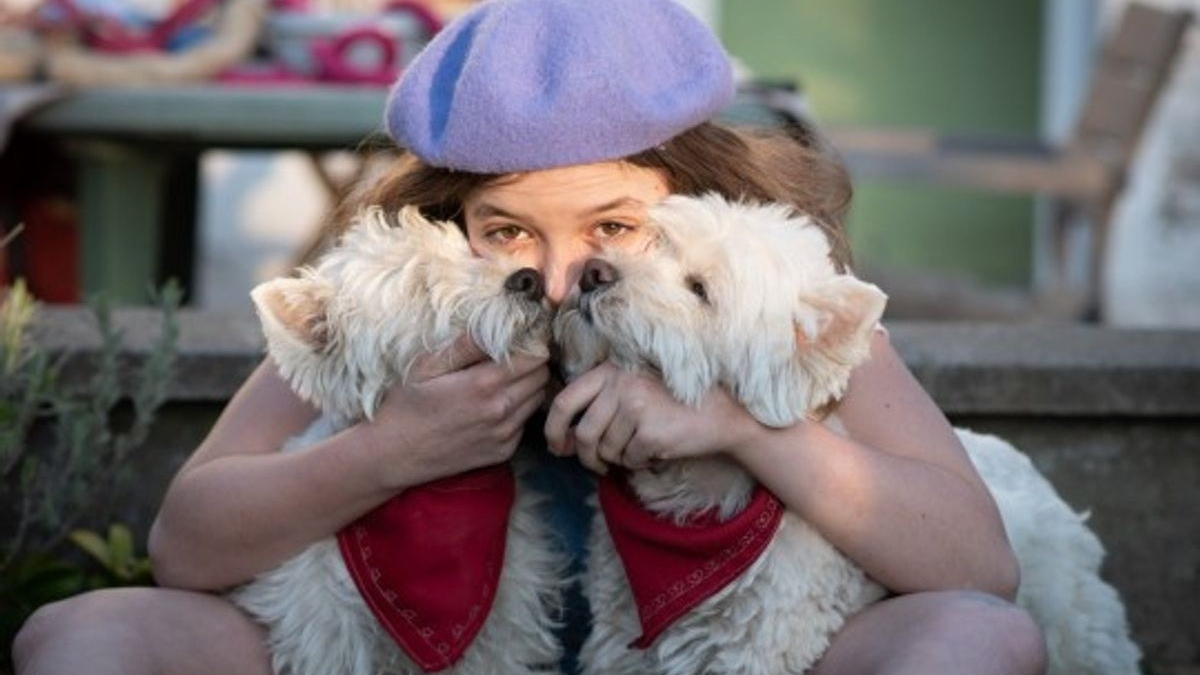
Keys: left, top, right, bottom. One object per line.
{"left": 150, "top": 334, "right": 548, "bottom": 590}
{"left": 542, "top": 336, "right": 1018, "bottom": 598}
{"left": 543, "top": 361, "right": 763, "bottom": 474}
{"left": 364, "top": 333, "right": 551, "bottom": 489}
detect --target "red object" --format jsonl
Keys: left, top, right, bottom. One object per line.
{"left": 310, "top": 2, "right": 444, "bottom": 85}
{"left": 596, "top": 472, "right": 784, "bottom": 648}
{"left": 337, "top": 464, "right": 515, "bottom": 672}
{"left": 21, "top": 197, "right": 80, "bottom": 304}
{"left": 224, "top": 0, "right": 445, "bottom": 87}
{"left": 312, "top": 25, "right": 400, "bottom": 85}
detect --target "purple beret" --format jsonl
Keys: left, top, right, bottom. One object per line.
{"left": 385, "top": 0, "right": 735, "bottom": 173}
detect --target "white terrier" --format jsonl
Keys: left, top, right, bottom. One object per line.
{"left": 230, "top": 206, "right": 567, "bottom": 675}
{"left": 555, "top": 194, "right": 1141, "bottom": 675}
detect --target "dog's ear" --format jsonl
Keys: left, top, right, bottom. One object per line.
{"left": 250, "top": 275, "right": 335, "bottom": 352}
{"left": 794, "top": 276, "right": 887, "bottom": 362}
{"left": 790, "top": 275, "right": 888, "bottom": 405}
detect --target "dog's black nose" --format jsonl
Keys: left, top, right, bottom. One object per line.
{"left": 504, "top": 267, "right": 544, "bottom": 301}
{"left": 580, "top": 259, "right": 619, "bottom": 294}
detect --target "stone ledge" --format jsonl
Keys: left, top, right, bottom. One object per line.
{"left": 31, "top": 306, "right": 263, "bottom": 402}
{"left": 29, "top": 306, "right": 1200, "bottom": 416}
{"left": 891, "top": 322, "right": 1200, "bottom": 416}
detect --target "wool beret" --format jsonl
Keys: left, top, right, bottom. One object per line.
{"left": 385, "top": 0, "right": 735, "bottom": 173}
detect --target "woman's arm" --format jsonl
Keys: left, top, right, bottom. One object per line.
{"left": 732, "top": 331, "right": 1018, "bottom": 597}
{"left": 150, "top": 338, "right": 550, "bottom": 591}
{"left": 545, "top": 330, "right": 1018, "bottom": 598}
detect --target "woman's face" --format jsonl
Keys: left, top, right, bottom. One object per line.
{"left": 463, "top": 161, "right": 669, "bottom": 306}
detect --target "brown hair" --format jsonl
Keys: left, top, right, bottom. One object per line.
{"left": 313, "top": 122, "right": 853, "bottom": 268}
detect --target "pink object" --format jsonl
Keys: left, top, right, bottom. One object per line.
{"left": 43, "top": 0, "right": 222, "bottom": 52}
{"left": 311, "top": 25, "right": 399, "bottom": 85}
{"left": 309, "top": 2, "right": 443, "bottom": 85}
{"left": 222, "top": 0, "right": 446, "bottom": 87}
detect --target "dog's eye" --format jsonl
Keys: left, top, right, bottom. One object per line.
{"left": 686, "top": 275, "right": 709, "bottom": 303}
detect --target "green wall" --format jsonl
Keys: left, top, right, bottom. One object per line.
{"left": 721, "top": 0, "right": 1043, "bottom": 286}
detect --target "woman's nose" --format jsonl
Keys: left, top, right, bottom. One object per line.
{"left": 543, "top": 253, "right": 585, "bottom": 305}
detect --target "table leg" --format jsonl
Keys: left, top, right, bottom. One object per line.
{"left": 74, "top": 142, "right": 197, "bottom": 305}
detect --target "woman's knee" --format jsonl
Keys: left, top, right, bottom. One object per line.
{"left": 15, "top": 586, "right": 272, "bottom": 675}
{"left": 13, "top": 588, "right": 158, "bottom": 671}
{"left": 817, "top": 590, "right": 1048, "bottom": 675}
{"left": 923, "top": 591, "right": 1048, "bottom": 674}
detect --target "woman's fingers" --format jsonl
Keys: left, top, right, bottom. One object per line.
{"left": 545, "top": 362, "right": 656, "bottom": 474}
{"left": 363, "top": 332, "right": 553, "bottom": 484}
{"left": 548, "top": 363, "right": 748, "bottom": 472}
{"left": 545, "top": 365, "right": 609, "bottom": 458}
{"left": 597, "top": 409, "right": 637, "bottom": 468}
{"left": 571, "top": 386, "right": 621, "bottom": 474}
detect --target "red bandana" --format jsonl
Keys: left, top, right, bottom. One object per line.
{"left": 596, "top": 472, "right": 784, "bottom": 649}
{"left": 337, "top": 464, "right": 515, "bottom": 672}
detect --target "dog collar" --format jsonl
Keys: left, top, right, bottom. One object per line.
{"left": 337, "top": 463, "right": 515, "bottom": 672}
{"left": 595, "top": 471, "right": 784, "bottom": 648}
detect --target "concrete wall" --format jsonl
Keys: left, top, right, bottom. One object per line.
{"left": 29, "top": 309, "right": 1200, "bottom": 672}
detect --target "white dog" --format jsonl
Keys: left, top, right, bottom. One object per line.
{"left": 230, "top": 206, "right": 567, "bottom": 675}
{"left": 554, "top": 194, "right": 1141, "bottom": 675}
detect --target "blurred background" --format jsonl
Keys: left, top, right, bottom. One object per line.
{"left": 0, "top": 0, "right": 1196, "bottom": 326}
{"left": 723, "top": 0, "right": 1200, "bottom": 327}
{"left": 2, "top": 3, "right": 1199, "bottom": 673}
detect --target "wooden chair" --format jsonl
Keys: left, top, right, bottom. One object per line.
{"left": 825, "top": 2, "right": 1194, "bottom": 321}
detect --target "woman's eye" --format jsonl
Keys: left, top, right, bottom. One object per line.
{"left": 686, "top": 275, "right": 709, "bottom": 303}
{"left": 595, "top": 221, "right": 634, "bottom": 238}
{"left": 485, "top": 225, "right": 528, "bottom": 243}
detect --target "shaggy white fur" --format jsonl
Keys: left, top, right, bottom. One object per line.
{"left": 555, "top": 193, "right": 1141, "bottom": 675}
{"left": 229, "top": 206, "right": 568, "bottom": 675}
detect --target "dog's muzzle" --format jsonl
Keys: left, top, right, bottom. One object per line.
{"left": 577, "top": 258, "right": 620, "bottom": 323}
{"left": 580, "top": 258, "right": 619, "bottom": 294}
{"left": 504, "top": 267, "right": 545, "bottom": 302}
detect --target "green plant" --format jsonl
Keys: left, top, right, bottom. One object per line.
{"left": 1, "top": 279, "right": 181, "bottom": 572}
{"left": 69, "top": 524, "right": 154, "bottom": 586}
{"left": 1, "top": 276, "right": 181, "bottom": 665}
{"left": 0, "top": 523, "right": 153, "bottom": 657}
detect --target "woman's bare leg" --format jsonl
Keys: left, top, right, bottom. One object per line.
{"left": 813, "top": 591, "right": 1048, "bottom": 675}
{"left": 13, "top": 586, "right": 272, "bottom": 675}
{"left": 16, "top": 587, "right": 1046, "bottom": 675}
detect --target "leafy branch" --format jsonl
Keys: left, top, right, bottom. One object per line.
{"left": 0, "top": 280, "right": 182, "bottom": 574}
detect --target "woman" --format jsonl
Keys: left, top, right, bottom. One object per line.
{"left": 13, "top": 1, "right": 1047, "bottom": 673}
